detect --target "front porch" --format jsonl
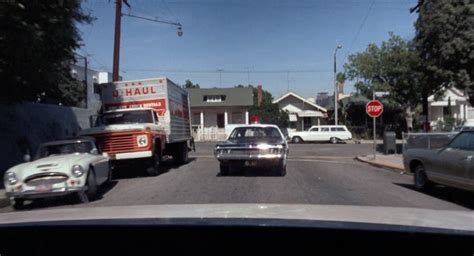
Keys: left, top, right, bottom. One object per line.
{"left": 191, "top": 107, "right": 250, "bottom": 141}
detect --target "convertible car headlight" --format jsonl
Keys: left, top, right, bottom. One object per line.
{"left": 4, "top": 172, "right": 17, "bottom": 185}
{"left": 137, "top": 135, "right": 148, "bottom": 147}
{"left": 71, "top": 165, "right": 85, "bottom": 177}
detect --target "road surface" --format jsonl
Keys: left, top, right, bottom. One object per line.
{"left": 1, "top": 143, "right": 473, "bottom": 213}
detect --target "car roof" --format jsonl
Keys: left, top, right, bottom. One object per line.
{"left": 232, "top": 124, "right": 280, "bottom": 129}
{"left": 40, "top": 137, "right": 96, "bottom": 146}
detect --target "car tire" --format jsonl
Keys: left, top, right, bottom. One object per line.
{"left": 414, "top": 164, "right": 432, "bottom": 191}
{"left": 12, "top": 198, "right": 24, "bottom": 210}
{"left": 276, "top": 159, "right": 287, "bottom": 176}
{"left": 329, "top": 137, "right": 338, "bottom": 144}
{"left": 145, "top": 148, "right": 161, "bottom": 176}
{"left": 292, "top": 137, "right": 303, "bottom": 144}
{"left": 220, "top": 163, "right": 229, "bottom": 176}
{"left": 106, "top": 168, "right": 113, "bottom": 184}
{"left": 76, "top": 170, "right": 98, "bottom": 204}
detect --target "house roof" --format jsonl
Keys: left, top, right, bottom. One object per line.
{"left": 273, "top": 92, "right": 327, "bottom": 113}
{"left": 186, "top": 87, "right": 254, "bottom": 107}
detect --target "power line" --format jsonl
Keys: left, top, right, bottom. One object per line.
{"left": 121, "top": 69, "right": 332, "bottom": 74}
{"left": 344, "top": 0, "right": 375, "bottom": 60}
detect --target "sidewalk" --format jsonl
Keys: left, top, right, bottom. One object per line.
{"left": 348, "top": 139, "right": 404, "bottom": 144}
{"left": 356, "top": 154, "right": 407, "bottom": 173}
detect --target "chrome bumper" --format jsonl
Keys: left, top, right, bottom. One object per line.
{"left": 6, "top": 187, "right": 85, "bottom": 200}
{"left": 216, "top": 154, "right": 284, "bottom": 161}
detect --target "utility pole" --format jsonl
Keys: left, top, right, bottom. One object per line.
{"left": 218, "top": 69, "right": 223, "bottom": 86}
{"left": 334, "top": 45, "right": 342, "bottom": 125}
{"left": 112, "top": 0, "right": 122, "bottom": 82}
{"left": 112, "top": 0, "right": 182, "bottom": 82}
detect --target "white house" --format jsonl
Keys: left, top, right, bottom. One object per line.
{"left": 428, "top": 86, "right": 474, "bottom": 129}
{"left": 273, "top": 92, "right": 328, "bottom": 133}
{"left": 70, "top": 64, "right": 113, "bottom": 112}
{"left": 187, "top": 87, "right": 254, "bottom": 141}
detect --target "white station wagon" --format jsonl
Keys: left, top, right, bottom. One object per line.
{"left": 289, "top": 125, "right": 352, "bottom": 144}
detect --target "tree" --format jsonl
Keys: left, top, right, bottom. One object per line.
{"left": 344, "top": 33, "right": 422, "bottom": 130}
{"left": 414, "top": 0, "right": 474, "bottom": 110}
{"left": 182, "top": 80, "right": 200, "bottom": 89}
{"left": 236, "top": 85, "right": 289, "bottom": 128}
{"left": 0, "top": 0, "right": 93, "bottom": 106}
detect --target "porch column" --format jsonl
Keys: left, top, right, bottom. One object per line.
{"left": 317, "top": 118, "right": 320, "bottom": 126}
{"left": 245, "top": 111, "right": 249, "bottom": 124}
{"left": 301, "top": 118, "right": 304, "bottom": 131}
{"left": 460, "top": 104, "right": 465, "bottom": 121}
{"left": 200, "top": 111, "right": 204, "bottom": 140}
{"left": 224, "top": 111, "right": 228, "bottom": 126}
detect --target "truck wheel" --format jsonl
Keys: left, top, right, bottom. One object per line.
{"left": 292, "top": 137, "right": 303, "bottom": 143}
{"left": 414, "top": 164, "right": 432, "bottom": 191}
{"left": 174, "top": 142, "right": 189, "bottom": 165}
{"left": 145, "top": 149, "right": 161, "bottom": 176}
{"left": 220, "top": 163, "right": 229, "bottom": 176}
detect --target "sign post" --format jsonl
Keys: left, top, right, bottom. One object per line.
{"left": 366, "top": 99, "right": 384, "bottom": 159}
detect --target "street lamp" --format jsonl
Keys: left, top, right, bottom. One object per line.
{"left": 334, "top": 44, "right": 342, "bottom": 125}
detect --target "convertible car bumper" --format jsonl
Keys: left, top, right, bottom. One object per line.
{"left": 6, "top": 187, "right": 85, "bottom": 200}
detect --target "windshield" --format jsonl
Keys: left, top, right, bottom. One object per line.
{"left": 1, "top": 0, "right": 473, "bottom": 235}
{"left": 35, "top": 142, "right": 95, "bottom": 159}
{"left": 229, "top": 127, "right": 282, "bottom": 140}
{"left": 98, "top": 110, "right": 153, "bottom": 126}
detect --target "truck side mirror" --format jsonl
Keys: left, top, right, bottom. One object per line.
{"left": 23, "top": 154, "right": 31, "bottom": 162}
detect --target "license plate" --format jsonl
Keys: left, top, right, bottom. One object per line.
{"left": 35, "top": 184, "right": 52, "bottom": 192}
{"left": 244, "top": 161, "right": 257, "bottom": 166}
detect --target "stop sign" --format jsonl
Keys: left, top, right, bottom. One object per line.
{"left": 366, "top": 100, "right": 384, "bottom": 118}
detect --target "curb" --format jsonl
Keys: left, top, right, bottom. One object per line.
{"left": 355, "top": 156, "right": 410, "bottom": 175}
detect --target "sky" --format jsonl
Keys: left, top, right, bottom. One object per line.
{"left": 78, "top": 0, "right": 418, "bottom": 99}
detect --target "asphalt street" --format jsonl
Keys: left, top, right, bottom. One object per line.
{"left": 1, "top": 142, "right": 473, "bottom": 213}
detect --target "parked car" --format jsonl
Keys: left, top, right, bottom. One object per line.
{"left": 403, "top": 131, "right": 474, "bottom": 191}
{"left": 3, "top": 137, "right": 111, "bottom": 209}
{"left": 288, "top": 125, "right": 352, "bottom": 144}
{"left": 214, "top": 124, "right": 288, "bottom": 176}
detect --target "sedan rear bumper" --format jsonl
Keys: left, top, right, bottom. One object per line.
{"left": 216, "top": 154, "right": 284, "bottom": 161}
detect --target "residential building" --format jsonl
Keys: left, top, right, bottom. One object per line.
{"left": 428, "top": 86, "right": 474, "bottom": 129}
{"left": 273, "top": 92, "right": 327, "bottom": 132}
{"left": 70, "top": 63, "right": 113, "bottom": 112}
{"left": 187, "top": 87, "right": 254, "bottom": 141}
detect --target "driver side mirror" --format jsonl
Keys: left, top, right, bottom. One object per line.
{"left": 23, "top": 154, "right": 31, "bottom": 162}
{"left": 102, "top": 152, "right": 109, "bottom": 158}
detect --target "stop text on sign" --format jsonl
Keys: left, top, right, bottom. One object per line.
{"left": 366, "top": 100, "right": 384, "bottom": 118}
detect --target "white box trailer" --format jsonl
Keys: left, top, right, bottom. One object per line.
{"left": 80, "top": 77, "right": 193, "bottom": 176}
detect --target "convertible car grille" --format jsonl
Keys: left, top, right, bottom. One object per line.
{"left": 94, "top": 133, "right": 137, "bottom": 154}
{"left": 25, "top": 173, "right": 69, "bottom": 187}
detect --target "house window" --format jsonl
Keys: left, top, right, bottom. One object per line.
{"left": 192, "top": 113, "right": 201, "bottom": 125}
{"left": 203, "top": 95, "right": 226, "bottom": 102}
{"left": 231, "top": 112, "right": 243, "bottom": 124}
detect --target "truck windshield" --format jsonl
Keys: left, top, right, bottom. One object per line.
{"left": 98, "top": 110, "right": 154, "bottom": 126}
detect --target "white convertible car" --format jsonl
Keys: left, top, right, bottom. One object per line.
{"left": 289, "top": 125, "right": 353, "bottom": 144}
{"left": 3, "top": 137, "right": 111, "bottom": 209}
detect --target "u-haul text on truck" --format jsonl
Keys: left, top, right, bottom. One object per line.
{"left": 80, "top": 77, "right": 193, "bottom": 176}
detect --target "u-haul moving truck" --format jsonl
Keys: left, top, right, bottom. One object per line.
{"left": 80, "top": 77, "right": 193, "bottom": 176}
